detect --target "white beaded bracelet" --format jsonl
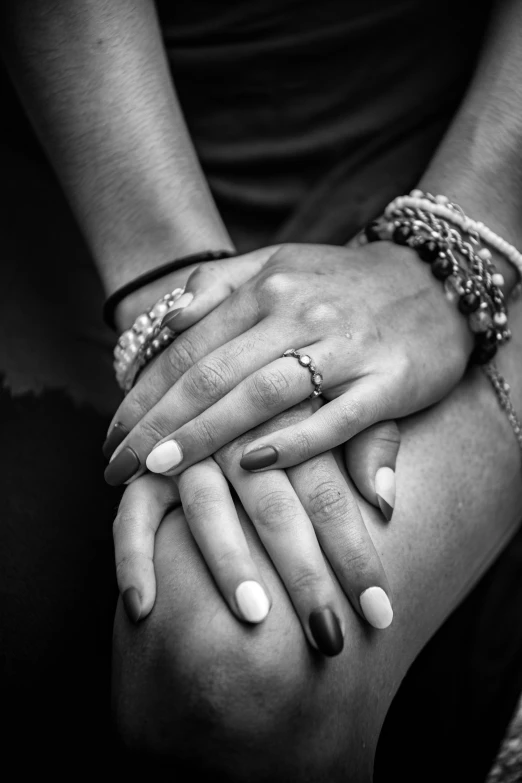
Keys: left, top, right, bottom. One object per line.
{"left": 113, "top": 287, "right": 185, "bottom": 392}
{"left": 385, "top": 192, "right": 522, "bottom": 284}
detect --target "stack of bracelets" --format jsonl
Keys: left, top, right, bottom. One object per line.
{"left": 361, "top": 190, "right": 522, "bottom": 455}
{"left": 113, "top": 287, "right": 185, "bottom": 393}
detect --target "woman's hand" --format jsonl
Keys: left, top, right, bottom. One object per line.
{"left": 113, "top": 405, "right": 399, "bottom": 655}
{"left": 104, "top": 241, "right": 470, "bottom": 485}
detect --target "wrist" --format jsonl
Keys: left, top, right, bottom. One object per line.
{"left": 417, "top": 173, "right": 520, "bottom": 297}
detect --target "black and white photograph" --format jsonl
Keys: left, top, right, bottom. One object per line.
{"left": 1, "top": 1, "right": 522, "bottom": 780}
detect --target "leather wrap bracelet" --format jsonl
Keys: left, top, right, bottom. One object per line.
{"left": 103, "top": 249, "right": 236, "bottom": 330}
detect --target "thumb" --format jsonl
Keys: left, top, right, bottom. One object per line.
{"left": 162, "top": 245, "right": 281, "bottom": 333}
{"left": 343, "top": 420, "right": 400, "bottom": 521}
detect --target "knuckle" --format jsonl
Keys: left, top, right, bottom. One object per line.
{"left": 337, "top": 530, "right": 375, "bottom": 575}
{"left": 138, "top": 414, "right": 172, "bottom": 447}
{"left": 288, "top": 565, "right": 322, "bottom": 596}
{"left": 112, "top": 509, "right": 134, "bottom": 538}
{"left": 308, "top": 481, "right": 349, "bottom": 527}
{"left": 163, "top": 334, "right": 199, "bottom": 379}
{"left": 254, "top": 490, "right": 298, "bottom": 533}
{"left": 183, "top": 486, "right": 228, "bottom": 523}
{"left": 189, "top": 356, "right": 232, "bottom": 404}
{"left": 291, "top": 427, "right": 316, "bottom": 460}
{"left": 335, "top": 396, "right": 367, "bottom": 433}
{"left": 115, "top": 551, "right": 151, "bottom": 583}
{"left": 190, "top": 414, "right": 220, "bottom": 451}
{"left": 301, "top": 301, "right": 339, "bottom": 329}
{"left": 256, "top": 270, "right": 295, "bottom": 302}
{"left": 249, "top": 368, "right": 292, "bottom": 411}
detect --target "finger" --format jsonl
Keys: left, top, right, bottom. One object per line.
{"left": 104, "top": 277, "right": 262, "bottom": 459}
{"left": 288, "top": 451, "right": 393, "bottom": 630}
{"left": 240, "top": 381, "right": 386, "bottom": 471}
{"left": 104, "top": 319, "right": 295, "bottom": 485}
{"left": 113, "top": 474, "right": 180, "bottom": 623}
{"left": 215, "top": 450, "right": 346, "bottom": 657}
{"left": 177, "top": 458, "right": 271, "bottom": 624}
{"left": 144, "top": 344, "right": 334, "bottom": 477}
{"left": 344, "top": 421, "right": 400, "bottom": 521}
{"left": 163, "top": 246, "right": 281, "bottom": 333}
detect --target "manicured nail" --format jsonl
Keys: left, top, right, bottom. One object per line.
{"left": 375, "top": 466, "right": 396, "bottom": 521}
{"left": 161, "top": 292, "right": 194, "bottom": 330}
{"left": 360, "top": 587, "right": 393, "bottom": 629}
{"left": 240, "top": 445, "right": 278, "bottom": 471}
{"left": 235, "top": 581, "right": 270, "bottom": 623}
{"left": 122, "top": 587, "right": 142, "bottom": 623}
{"left": 146, "top": 440, "right": 183, "bottom": 473}
{"left": 102, "top": 422, "right": 128, "bottom": 460}
{"left": 309, "top": 608, "right": 344, "bottom": 656}
{"left": 104, "top": 446, "right": 140, "bottom": 486}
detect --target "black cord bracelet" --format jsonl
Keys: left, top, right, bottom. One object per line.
{"left": 103, "top": 249, "right": 236, "bottom": 331}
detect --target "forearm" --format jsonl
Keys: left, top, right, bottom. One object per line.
{"left": 1, "top": 0, "right": 232, "bottom": 302}
{"left": 419, "top": 0, "right": 522, "bottom": 296}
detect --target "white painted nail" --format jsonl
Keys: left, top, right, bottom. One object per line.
{"left": 146, "top": 440, "right": 183, "bottom": 473}
{"left": 167, "top": 292, "right": 194, "bottom": 316}
{"left": 235, "top": 581, "right": 270, "bottom": 623}
{"left": 360, "top": 587, "right": 393, "bottom": 629}
{"left": 375, "top": 466, "right": 396, "bottom": 521}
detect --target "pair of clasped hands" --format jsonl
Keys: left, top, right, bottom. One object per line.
{"left": 105, "top": 240, "right": 472, "bottom": 656}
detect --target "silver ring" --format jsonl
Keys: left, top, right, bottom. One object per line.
{"left": 282, "top": 349, "right": 323, "bottom": 399}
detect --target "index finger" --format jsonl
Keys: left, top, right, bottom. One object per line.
{"left": 104, "top": 279, "right": 260, "bottom": 458}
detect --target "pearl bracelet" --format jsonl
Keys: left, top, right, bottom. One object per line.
{"left": 113, "top": 288, "right": 185, "bottom": 393}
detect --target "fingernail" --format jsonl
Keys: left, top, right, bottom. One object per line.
{"left": 146, "top": 440, "right": 183, "bottom": 473}
{"left": 375, "top": 466, "right": 396, "bottom": 521}
{"left": 309, "top": 608, "right": 344, "bottom": 656}
{"left": 235, "top": 581, "right": 270, "bottom": 623}
{"left": 102, "top": 422, "right": 128, "bottom": 460}
{"left": 240, "top": 445, "right": 278, "bottom": 471}
{"left": 360, "top": 587, "right": 393, "bottom": 629}
{"left": 161, "top": 293, "right": 194, "bottom": 330}
{"left": 104, "top": 446, "right": 140, "bottom": 486}
{"left": 122, "top": 587, "right": 142, "bottom": 623}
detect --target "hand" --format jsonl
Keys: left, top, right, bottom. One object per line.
{"left": 104, "top": 241, "right": 470, "bottom": 485}
{"left": 113, "top": 405, "right": 400, "bottom": 655}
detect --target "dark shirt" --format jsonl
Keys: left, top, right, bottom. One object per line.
{"left": 158, "top": 0, "right": 491, "bottom": 248}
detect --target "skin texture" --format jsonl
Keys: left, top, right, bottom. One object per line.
{"left": 112, "top": 306, "right": 522, "bottom": 780}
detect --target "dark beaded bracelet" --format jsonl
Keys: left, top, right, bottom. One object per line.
{"left": 103, "top": 249, "right": 236, "bottom": 331}
{"left": 364, "top": 218, "right": 506, "bottom": 365}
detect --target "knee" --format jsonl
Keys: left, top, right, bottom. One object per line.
{"left": 112, "top": 509, "right": 374, "bottom": 781}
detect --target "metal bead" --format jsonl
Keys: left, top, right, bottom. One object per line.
{"left": 299, "top": 355, "right": 312, "bottom": 366}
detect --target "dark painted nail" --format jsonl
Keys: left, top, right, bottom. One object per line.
{"left": 309, "top": 608, "right": 344, "bottom": 657}
{"left": 376, "top": 495, "right": 394, "bottom": 522}
{"left": 122, "top": 587, "right": 142, "bottom": 623}
{"left": 240, "top": 446, "right": 278, "bottom": 471}
{"left": 102, "top": 422, "right": 129, "bottom": 460}
{"left": 104, "top": 446, "right": 140, "bottom": 486}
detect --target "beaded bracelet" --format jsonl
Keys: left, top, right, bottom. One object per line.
{"left": 363, "top": 190, "right": 522, "bottom": 463}
{"left": 113, "top": 288, "right": 185, "bottom": 393}
{"left": 366, "top": 195, "right": 510, "bottom": 364}
{"left": 385, "top": 191, "right": 522, "bottom": 284}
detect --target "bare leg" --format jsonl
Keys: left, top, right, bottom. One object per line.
{"left": 113, "top": 310, "right": 522, "bottom": 782}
